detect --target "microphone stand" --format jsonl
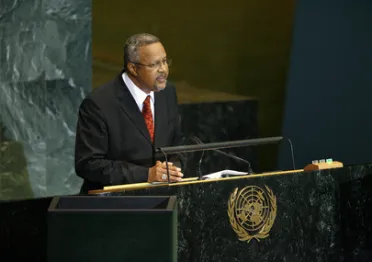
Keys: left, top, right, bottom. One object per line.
{"left": 157, "top": 148, "right": 171, "bottom": 184}
{"left": 213, "top": 148, "right": 254, "bottom": 174}
{"left": 189, "top": 136, "right": 254, "bottom": 176}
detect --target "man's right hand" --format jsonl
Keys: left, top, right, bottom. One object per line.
{"left": 148, "top": 161, "right": 183, "bottom": 182}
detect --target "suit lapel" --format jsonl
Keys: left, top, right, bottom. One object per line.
{"left": 115, "top": 74, "right": 152, "bottom": 144}
{"left": 154, "top": 89, "right": 168, "bottom": 146}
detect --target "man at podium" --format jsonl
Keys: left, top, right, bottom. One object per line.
{"left": 74, "top": 33, "right": 184, "bottom": 194}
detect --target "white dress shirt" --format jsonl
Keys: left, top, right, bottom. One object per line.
{"left": 122, "top": 72, "right": 155, "bottom": 121}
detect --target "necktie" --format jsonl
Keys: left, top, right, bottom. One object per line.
{"left": 142, "top": 95, "right": 154, "bottom": 142}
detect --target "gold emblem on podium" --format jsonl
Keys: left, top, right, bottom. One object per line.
{"left": 227, "top": 185, "right": 277, "bottom": 243}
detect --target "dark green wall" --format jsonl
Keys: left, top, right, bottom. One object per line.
{"left": 279, "top": 0, "right": 372, "bottom": 170}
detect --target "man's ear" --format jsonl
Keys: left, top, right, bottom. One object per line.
{"left": 127, "top": 63, "right": 138, "bottom": 76}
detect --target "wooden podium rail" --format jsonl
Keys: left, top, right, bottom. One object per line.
{"left": 88, "top": 161, "right": 344, "bottom": 194}
{"left": 88, "top": 169, "right": 303, "bottom": 194}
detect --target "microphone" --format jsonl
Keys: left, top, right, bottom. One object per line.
{"left": 157, "top": 148, "right": 171, "bottom": 184}
{"left": 282, "top": 137, "right": 296, "bottom": 170}
{"left": 188, "top": 136, "right": 254, "bottom": 176}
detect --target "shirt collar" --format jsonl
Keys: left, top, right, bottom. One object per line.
{"left": 122, "top": 72, "right": 154, "bottom": 107}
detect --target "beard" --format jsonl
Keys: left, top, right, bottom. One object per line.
{"left": 153, "top": 78, "right": 167, "bottom": 92}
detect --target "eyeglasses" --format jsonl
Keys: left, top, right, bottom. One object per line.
{"left": 132, "top": 58, "right": 172, "bottom": 70}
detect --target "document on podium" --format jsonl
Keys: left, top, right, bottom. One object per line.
{"left": 201, "top": 170, "right": 248, "bottom": 180}
{"left": 149, "top": 170, "right": 248, "bottom": 185}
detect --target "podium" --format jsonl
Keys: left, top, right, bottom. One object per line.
{"left": 87, "top": 165, "right": 372, "bottom": 262}
{"left": 47, "top": 195, "right": 178, "bottom": 262}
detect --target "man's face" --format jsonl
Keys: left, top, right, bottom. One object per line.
{"left": 134, "top": 42, "right": 169, "bottom": 93}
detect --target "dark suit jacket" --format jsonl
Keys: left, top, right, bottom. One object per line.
{"left": 74, "top": 71, "right": 184, "bottom": 193}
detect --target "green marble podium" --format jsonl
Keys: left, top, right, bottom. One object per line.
{"left": 88, "top": 165, "right": 372, "bottom": 262}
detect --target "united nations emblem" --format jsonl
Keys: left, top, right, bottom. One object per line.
{"left": 227, "top": 185, "right": 277, "bottom": 243}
